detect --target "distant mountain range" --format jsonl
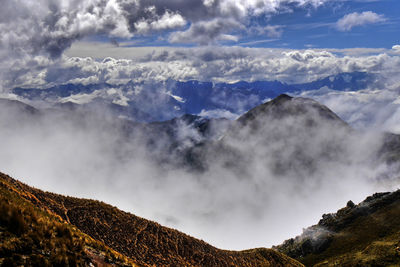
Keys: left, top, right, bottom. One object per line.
{"left": 11, "top": 72, "right": 373, "bottom": 122}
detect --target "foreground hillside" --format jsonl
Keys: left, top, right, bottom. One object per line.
{"left": 275, "top": 190, "right": 400, "bottom": 266}
{"left": 0, "top": 172, "right": 303, "bottom": 267}
{"left": 0, "top": 174, "right": 136, "bottom": 266}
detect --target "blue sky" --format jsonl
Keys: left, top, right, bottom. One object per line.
{"left": 94, "top": 0, "right": 400, "bottom": 49}
{"left": 260, "top": 0, "right": 400, "bottom": 49}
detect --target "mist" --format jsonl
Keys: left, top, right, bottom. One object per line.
{"left": 0, "top": 96, "right": 398, "bottom": 251}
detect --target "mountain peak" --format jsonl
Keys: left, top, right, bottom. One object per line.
{"left": 235, "top": 94, "right": 346, "bottom": 128}
{"left": 273, "top": 93, "right": 293, "bottom": 103}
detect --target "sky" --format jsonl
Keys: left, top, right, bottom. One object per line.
{"left": 0, "top": 0, "right": 399, "bottom": 91}
{"left": 97, "top": 0, "right": 398, "bottom": 49}
{"left": 1, "top": 0, "right": 400, "bottom": 251}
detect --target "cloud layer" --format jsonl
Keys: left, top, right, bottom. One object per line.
{"left": 7, "top": 46, "right": 400, "bottom": 87}
{"left": 0, "top": 93, "right": 396, "bottom": 250}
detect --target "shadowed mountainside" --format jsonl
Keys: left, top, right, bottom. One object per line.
{"left": 0, "top": 172, "right": 303, "bottom": 267}
{"left": 189, "top": 94, "right": 356, "bottom": 176}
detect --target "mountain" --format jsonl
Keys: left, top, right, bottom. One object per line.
{"left": 233, "top": 93, "right": 347, "bottom": 130}
{"left": 0, "top": 172, "right": 303, "bottom": 267}
{"left": 274, "top": 190, "right": 400, "bottom": 266}
{"left": 0, "top": 97, "right": 230, "bottom": 172}
{"left": 191, "top": 94, "right": 355, "bottom": 177}
{"left": 0, "top": 98, "right": 39, "bottom": 116}
{"left": 0, "top": 173, "right": 137, "bottom": 266}
{"left": 168, "top": 80, "right": 297, "bottom": 115}
{"left": 11, "top": 72, "right": 371, "bottom": 122}
{"left": 293, "top": 72, "right": 375, "bottom": 92}
{"left": 2, "top": 94, "right": 400, "bottom": 266}
{"left": 1, "top": 95, "right": 396, "bottom": 174}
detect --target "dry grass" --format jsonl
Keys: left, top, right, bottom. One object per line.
{"left": 0, "top": 172, "right": 303, "bottom": 267}
{"left": 0, "top": 175, "right": 136, "bottom": 266}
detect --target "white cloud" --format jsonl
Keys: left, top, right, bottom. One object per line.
{"left": 0, "top": 0, "right": 337, "bottom": 93}
{"left": 336, "top": 11, "right": 385, "bottom": 31}
{"left": 264, "top": 25, "right": 284, "bottom": 38}
{"left": 7, "top": 46, "right": 400, "bottom": 90}
{"left": 0, "top": 0, "right": 334, "bottom": 61}
{"left": 297, "top": 86, "right": 400, "bottom": 133}
{"left": 169, "top": 19, "right": 241, "bottom": 44}
{"left": 393, "top": 45, "right": 400, "bottom": 54}
{"left": 199, "top": 109, "right": 239, "bottom": 120}
{"left": 0, "top": 86, "right": 394, "bottom": 250}
{"left": 135, "top": 9, "right": 187, "bottom": 34}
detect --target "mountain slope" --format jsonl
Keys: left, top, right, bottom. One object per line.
{"left": 275, "top": 190, "right": 400, "bottom": 266}
{"left": 293, "top": 72, "right": 374, "bottom": 92}
{"left": 0, "top": 173, "right": 137, "bottom": 266}
{"left": 0, "top": 172, "right": 303, "bottom": 267}
{"left": 197, "top": 94, "right": 354, "bottom": 178}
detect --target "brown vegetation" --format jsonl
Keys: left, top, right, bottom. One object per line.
{"left": 275, "top": 191, "right": 400, "bottom": 266}
{"left": 0, "top": 172, "right": 303, "bottom": 266}
{"left": 0, "top": 174, "right": 136, "bottom": 266}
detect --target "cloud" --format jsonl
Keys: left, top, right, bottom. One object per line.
{"left": 0, "top": 0, "right": 333, "bottom": 60}
{"left": 1, "top": 89, "right": 397, "bottom": 250}
{"left": 8, "top": 45, "right": 400, "bottom": 134}
{"left": 6, "top": 46, "right": 400, "bottom": 91}
{"left": 134, "top": 7, "right": 187, "bottom": 34}
{"left": 169, "top": 19, "right": 241, "bottom": 44}
{"left": 336, "top": 11, "right": 385, "bottom": 31}
{"left": 0, "top": 0, "right": 337, "bottom": 93}
{"left": 296, "top": 78, "right": 400, "bottom": 133}
{"left": 198, "top": 109, "right": 239, "bottom": 120}
{"left": 264, "top": 25, "right": 284, "bottom": 38}
{"left": 393, "top": 45, "right": 400, "bottom": 54}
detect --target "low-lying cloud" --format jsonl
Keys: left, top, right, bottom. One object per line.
{"left": 0, "top": 95, "right": 397, "bottom": 250}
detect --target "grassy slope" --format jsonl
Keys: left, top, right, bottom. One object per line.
{"left": 305, "top": 200, "right": 400, "bottom": 267}
{"left": 0, "top": 172, "right": 303, "bottom": 267}
{"left": 276, "top": 191, "right": 400, "bottom": 267}
{"left": 0, "top": 174, "right": 136, "bottom": 267}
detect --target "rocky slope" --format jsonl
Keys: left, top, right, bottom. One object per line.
{"left": 0, "top": 172, "right": 303, "bottom": 267}
{"left": 275, "top": 190, "right": 400, "bottom": 266}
